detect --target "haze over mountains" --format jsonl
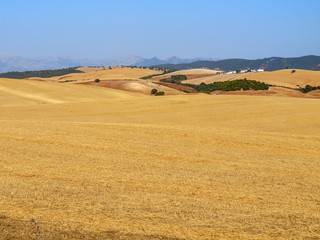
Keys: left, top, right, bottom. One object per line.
{"left": 0, "top": 53, "right": 208, "bottom": 73}
{"left": 1, "top": 53, "right": 319, "bottom": 73}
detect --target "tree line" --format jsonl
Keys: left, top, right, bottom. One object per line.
{"left": 182, "top": 79, "right": 270, "bottom": 93}
{"left": 0, "top": 67, "right": 83, "bottom": 79}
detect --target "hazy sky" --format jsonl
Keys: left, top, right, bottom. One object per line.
{"left": 1, "top": 0, "right": 320, "bottom": 59}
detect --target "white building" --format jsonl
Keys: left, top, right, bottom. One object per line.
{"left": 257, "top": 69, "right": 264, "bottom": 72}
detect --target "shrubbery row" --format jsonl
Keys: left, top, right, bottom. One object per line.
{"left": 0, "top": 67, "right": 83, "bottom": 79}
{"left": 299, "top": 85, "right": 320, "bottom": 93}
{"left": 159, "top": 75, "right": 187, "bottom": 84}
{"left": 182, "top": 79, "right": 269, "bottom": 93}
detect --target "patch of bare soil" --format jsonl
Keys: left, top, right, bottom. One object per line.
{"left": 155, "top": 82, "right": 198, "bottom": 93}
{"left": 79, "top": 80, "right": 183, "bottom": 95}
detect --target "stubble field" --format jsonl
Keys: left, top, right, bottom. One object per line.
{"left": 0, "top": 74, "right": 320, "bottom": 239}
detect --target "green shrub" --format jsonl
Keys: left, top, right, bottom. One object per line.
{"left": 171, "top": 75, "right": 187, "bottom": 81}
{"left": 159, "top": 75, "right": 187, "bottom": 84}
{"left": 155, "top": 91, "right": 165, "bottom": 96}
{"left": 95, "top": 79, "right": 100, "bottom": 83}
{"left": 299, "top": 85, "right": 320, "bottom": 93}
{"left": 182, "top": 79, "right": 269, "bottom": 93}
{"left": 151, "top": 89, "right": 158, "bottom": 94}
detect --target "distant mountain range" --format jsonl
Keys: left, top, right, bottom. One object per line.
{"left": 0, "top": 53, "right": 319, "bottom": 73}
{"left": 0, "top": 53, "right": 210, "bottom": 73}
{"left": 154, "top": 55, "right": 320, "bottom": 71}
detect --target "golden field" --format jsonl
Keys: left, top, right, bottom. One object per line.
{"left": 239, "top": 69, "right": 320, "bottom": 88}
{"left": 182, "top": 69, "right": 320, "bottom": 89}
{"left": 1, "top": 70, "right": 320, "bottom": 239}
{"left": 27, "top": 67, "right": 162, "bottom": 83}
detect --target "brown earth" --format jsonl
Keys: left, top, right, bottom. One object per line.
{"left": 80, "top": 80, "right": 184, "bottom": 95}
{"left": 155, "top": 82, "right": 198, "bottom": 93}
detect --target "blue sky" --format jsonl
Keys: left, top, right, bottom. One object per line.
{"left": 1, "top": 0, "right": 319, "bottom": 59}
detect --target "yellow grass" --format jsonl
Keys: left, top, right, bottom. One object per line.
{"left": 235, "top": 69, "right": 320, "bottom": 88}
{"left": 27, "top": 67, "right": 162, "bottom": 83}
{"left": 182, "top": 73, "right": 252, "bottom": 84}
{"left": 160, "top": 69, "right": 221, "bottom": 78}
{"left": 183, "top": 69, "right": 320, "bottom": 89}
{"left": 1, "top": 77, "right": 320, "bottom": 239}
{"left": 0, "top": 78, "right": 140, "bottom": 107}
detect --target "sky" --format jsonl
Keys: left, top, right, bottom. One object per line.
{"left": 1, "top": 0, "right": 320, "bottom": 59}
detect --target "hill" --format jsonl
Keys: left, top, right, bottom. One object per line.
{"left": 182, "top": 69, "right": 320, "bottom": 89}
{"left": 0, "top": 77, "right": 141, "bottom": 107}
{"left": 0, "top": 67, "right": 83, "bottom": 79}
{"left": 154, "top": 55, "right": 320, "bottom": 71}
{"left": 234, "top": 69, "right": 320, "bottom": 88}
{"left": 0, "top": 53, "right": 205, "bottom": 73}
{"left": 1, "top": 66, "right": 320, "bottom": 239}
{"left": 1, "top": 86, "right": 320, "bottom": 239}
{"left": 44, "top": 67, "right": 162, "bottom": 83}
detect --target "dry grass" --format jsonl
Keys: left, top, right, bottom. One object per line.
{"left": 160, "top": 69, "right": 221, "bottom": 78}
{"left": 26, "top": 67, "right": 162, "bottom": 83}
{"left": 234, "top": 69, "right": 320, "bottom": 88}
{"left": 0, "top": 77, "right": 320, "bottom": 239}
{"left": 182, "top": 69, "right": 320, "bottom": 89}
{"left": 0, "top": 77, "right": 141, "bottom": 107}
{"left": 182, "top": 73, "right": 252, "bottom": 84}
{"left": 80, "top": 80, "right": 184, "bottom": 95}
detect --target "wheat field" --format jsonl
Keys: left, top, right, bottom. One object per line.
{"left": 0, "top": 75, "right": 320, "bottom": 239}
{"left": 182, "top": 69, "right": 320, "bottom": 89}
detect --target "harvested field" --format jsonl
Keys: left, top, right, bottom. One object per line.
{"left": 26, "top": 67, "right": 162, "bottom": 83}
{"left": 80, "top": 80, "right": 183, "bottom": 95}
{"left": 159, "top": 69, "right": 221, "bottom": 78}
{"left": 155, "top": 82, "right": 198, "bottom": 93}
{"left": 182, "top": 73, "right": 252, "bottom": 84}
{"left": 235, "top": 69, "right": 320, "bottom": 88}
{"left": 1, "top": 76, "right": 320, "bottom": 239}
{"left": 0, "top": 77, "right": 141, "bottom": 107}
{"left": 76, "top": 67, "right": 105, "bottom": 73}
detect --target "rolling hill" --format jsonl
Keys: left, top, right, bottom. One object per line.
{"left": 1, "top": 67, "right": 320, "bottom": 239}
{"left": 155, "top": 55, "right": 320, "bottom": 71}
{"left": 1, "top": 81, "right": 320, "bottom": 239}
{"left": 181, "top": 69, "right": 320, "bottom": 88}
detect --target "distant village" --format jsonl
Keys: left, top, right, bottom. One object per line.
{"left": 215, "top": 68, "right": 265, "bottom": 74}
{"left": 225, "top": 69, "right": 264, "bottom": 74}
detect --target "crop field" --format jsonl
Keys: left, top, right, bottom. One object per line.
{"left": 0, "top": 72, "right": 320, "bottom": 239}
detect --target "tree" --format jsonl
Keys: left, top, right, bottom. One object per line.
{"left": 95, "top": 79, "right": 100, "bottom": 83}
{"left": 151, "top": 89, "right": 158, "bottom": 94}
